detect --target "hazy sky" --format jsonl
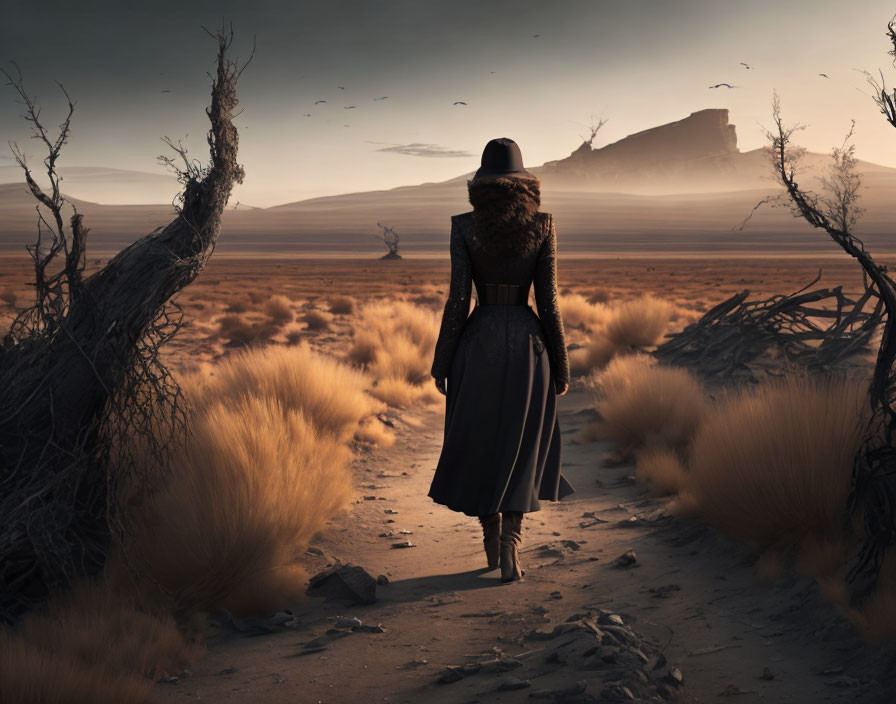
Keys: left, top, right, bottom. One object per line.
{"left": 3, "top": 0, "right": 896, "bottom": 206}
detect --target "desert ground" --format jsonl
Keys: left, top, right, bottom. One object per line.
{"left": 2, "top": 255, "right": 895, "bottom": 703}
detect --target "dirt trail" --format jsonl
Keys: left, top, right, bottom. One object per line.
{"left": 154, "top": 385, "right": 893, "bottom": 704}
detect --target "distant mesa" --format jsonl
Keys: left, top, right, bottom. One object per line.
{"left": 537, "top": 108, "right": 776, "bottom": 193}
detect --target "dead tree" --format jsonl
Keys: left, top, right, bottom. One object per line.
{"left": 0, "top": 25, "right": 251, "bottom": 624}
{"left": 742, "top": 87, "right": 896, "bottom": 603}
{"left": 375, "top": 221, "right": 401, "bottom": 259}
{"left": 578, "top": 114, "right": 608, "bottom": 148}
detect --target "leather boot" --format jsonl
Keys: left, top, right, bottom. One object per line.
{"left": 500, "top": 511, "right": 524, "bottom": 582}
{"left": 478, "top": 513, "right": 501, "bottom": 570}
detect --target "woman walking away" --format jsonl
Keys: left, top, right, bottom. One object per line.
{"left": 429, "top": 137, "right": 574, "bottom": 583}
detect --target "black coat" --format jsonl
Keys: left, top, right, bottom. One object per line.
{"left": 428, "top": 191, "right": 574, "bottom": 517}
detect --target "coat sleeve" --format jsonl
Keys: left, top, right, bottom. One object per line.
{"left": 431, "top": 215, "right": 473, "bottom": 380}
{"left": 533, "top": 213, "right": 569, "bottom": 393}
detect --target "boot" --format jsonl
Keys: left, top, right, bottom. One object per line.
{"left": 500, "top": 511, "right": 524, "bottom": 582}
{"left": 478, "top": 513, "right": 501, "bottom": 570}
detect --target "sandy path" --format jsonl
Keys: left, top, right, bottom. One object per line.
{"left": 154, "top": 385, "right": 893, "bottom": 704}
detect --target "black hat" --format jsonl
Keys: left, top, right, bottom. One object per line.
{"left": 473, "top": 137, "right": 536, "bottom": 180}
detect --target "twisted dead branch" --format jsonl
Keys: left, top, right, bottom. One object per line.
{"left": 652, "top": 270, "right": 883, "bottom": 383}
{"left": 0, "top": 24, "right": 251, "bottom": 624}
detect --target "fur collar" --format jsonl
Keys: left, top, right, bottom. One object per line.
{"left": 466, "top": 175, "right": 543, "bottom": 258}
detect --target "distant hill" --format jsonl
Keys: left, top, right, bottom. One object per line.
{"left": 1, "top": 109, "right": 895, "bottom": 256}
{"left": 0, "top": 166, "right": 180, "bottom": 206}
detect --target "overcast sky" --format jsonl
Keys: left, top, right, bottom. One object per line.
{"left": 3, "top": 0, "right": 896, "bottom": 206}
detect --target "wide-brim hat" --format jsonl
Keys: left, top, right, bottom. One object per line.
{"left": 473, "top": 137, "right": 537, "bottom": 180}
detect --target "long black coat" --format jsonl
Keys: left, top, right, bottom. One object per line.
{"left": 428, "top": 200, "right": 574, "bottom": 517}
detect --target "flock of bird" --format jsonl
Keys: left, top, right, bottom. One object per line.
{"left": 289, "top": 33, "right": 551, "bottom": 124}
{"left": 709, "top": 61, "right": 832, "bottom": 89}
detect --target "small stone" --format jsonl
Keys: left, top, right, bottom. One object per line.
{"left": 597, "top": 611, "right": 625, "bottom": 626}
{"left": 391, "top": 540, "right": 417, "bottom": 549}
{"left": 437, "top": 667, "right": 464, "bottom": 684}
{"left": 268, "top": 610, "right": 295, "bottom": 625}
{"left": 665, "top": 667, "right": 684, "bottom": 685}
{"left": 613, "top": 550, "right": 638, "bottom": 568}
{"left": 497, "top": 677, "right": 531, "bottom": 691}
{"left": 363, "top": 495, "right": 377, "bottom": 500}
{"left": 218, "top": 667, "right": 237, "bottom": 675}
{"left": 333, "top": 616, "right": 363, "bottom": 630}
{"left": 377, "top": 574, "right": 390, "bottom": 585}
{"left": 305, "top": 546, "right": 323, "bottom": 556}
{"left": 384, "top": 509, "right": 399, "bottom": 514}
{"left": 549, "top": 591, "right": 563, "bottom": 599}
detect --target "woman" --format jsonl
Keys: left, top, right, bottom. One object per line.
{"left": 429, "top": 137, "right": 574, "bottom": 583}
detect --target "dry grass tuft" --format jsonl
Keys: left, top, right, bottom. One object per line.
{"left": 684, "top": 373, "right": 870, "bottom": 552}
{"left": 605, "top": 294, "right": 674, "bottom": 349}
{"left": 128, "top": 342, "right": 384, "bottom": 615}
{"left": 130, "top": 394, "right": 354, "bottom": 614}
{"left": 634, "top": 446, "right": 688, "bottom": 496}
{"left": 0, "top": 578, "right": 203, "bottom": 704}
{"left": 569, "top": 337, "right": 618, "bottom": 375}
{"left": 559, "top": 293, "right": 610, "bottom": 331}
{"left": 328, "top": 295, "right": 356, "bottom": 315}
{"left": 184, "top": 341, "right": 383, "bottom": 444}
{"left": 263, "top": 294, "right": 295, "bottom": 326}
{"left": 301, "top": 309, "right": 333, "bottom": 331}
{"left": 345, "top": 299, "right": 441, "bottom": 408}
{"left": 587, "top": 353, "right": 707, "bottom": 458}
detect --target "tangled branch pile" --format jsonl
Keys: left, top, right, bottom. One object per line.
{"left": 653, "top": 272, "right": 882, "bottom": 382}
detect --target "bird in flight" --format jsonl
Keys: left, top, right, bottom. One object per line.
{"left": 344, "top": 105, "right": 356, "bottom": 109}
{"left": 533, "top": 34, "right": 540, "bottom": 37}
{"left": 303, "top": 113, "right": 311, "bottom": 117}
{"left": 490, "top": 71, "right": 496, "bottom": 74}
{"left": 337, "top": 86, "right": 345, "bottom": 90}
{"left": 740, "top": 62, "right": 752, "bottom": 69}
{"left": 314, "top": 99, "right": 327, "bottom": 104}
{"left": 161, "top": 89, "right": 172, "bottom": 93}
{"left": 709, "top": 83, "right": 737, "bottom": 89}
{"left": 819, "top": 73, "right": 830, "bottom": 78}
{"left": 374, "top": 96, "right": 388, "bottom": 100}
{"left": 453, "top": 101, "right": 467, "bottom": 105}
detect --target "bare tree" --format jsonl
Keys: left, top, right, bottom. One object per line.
{"left": 753, "top": 87, "right": 896, "bottom": 602}
{"left": 0, "top": 24, "right": 251, "bottom": 623}
{"left": 375, "top": 221, "right": 401, "bottom": 259}
{"left": 578, "top": 114, "right": 608, "bottom": 148}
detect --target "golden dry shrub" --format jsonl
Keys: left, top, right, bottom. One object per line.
{"left": 128, "top": 343, "right": 386, "bottom": 615}
{"left": 634, "top": 446, "right": 688, "bottom": 496}
{"left": 605, "top": 294, "right": 674, "bottom": 349}
{"left": 0, "top": 579, "right": 203, "bottom": 704}
{"left": 328, "top": 294, "right": 356, "bottom": 315}
{"left": 186, "top": 341, "right": 384, "bottom": 444}
{"left": 301, "top": 309, "right": 333, "bottom": 331}
{"left": 684, "top": 372, "right": 869, "bottom": 552}
{"left": 367, "top": 376, "right": 443, "bottom": 408}
{"left": 559, "top": 293, "right": 610, "bottom": 332}
{"left": 346, "top": 299, "right": 441, "bottom": 406}
{"left": 587, "top": 353, "right": 707, "bottom": 457}
{"left": 569, "top": 337, "right": 618, "bottom": 376}
{"left": 129, "top": 396, "right": 354, "bottom": 615}
{"left": 263, "top": 294, "right": 295, "bottom": 326}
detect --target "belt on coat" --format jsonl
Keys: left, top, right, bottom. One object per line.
{"left": 477, "top": 282, "right": 530, "bottom": 306}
